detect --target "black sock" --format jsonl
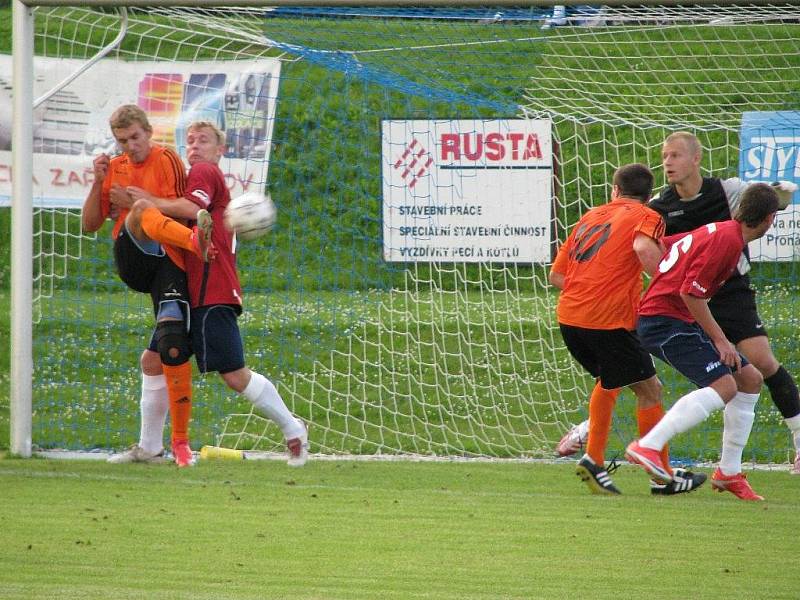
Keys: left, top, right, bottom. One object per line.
{"left": 764, "top": 366, "right": 800, "bottom": 419}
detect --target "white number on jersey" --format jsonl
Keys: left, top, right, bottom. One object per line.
{"left": 658, "top": 223, "right": 717, "bottom": 274}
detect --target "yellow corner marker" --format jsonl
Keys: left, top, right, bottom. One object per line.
{"left": 199, "top": 445, "right": 244, "bottom": 460}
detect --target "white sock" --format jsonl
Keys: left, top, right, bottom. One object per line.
{"left": 139, "top": 373, "right": 168, "bottom": 454}
{"left": 784, "top": 414, "right": 800, "bottom": 451}
{"left": 242, "top": 372, "right": 304, "bottom": 439}
{"left": 719, "top": 392, "right": 759, "bottom": 476}
{"left": 640, "top": 387, "right": 725, "bottom": 450}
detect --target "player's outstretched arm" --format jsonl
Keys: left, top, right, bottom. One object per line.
{"left": 771, "top": 181, "right": 798, "bottom": 210}
{"left": 724, "top": 178, "right": 797, "bottom": 212}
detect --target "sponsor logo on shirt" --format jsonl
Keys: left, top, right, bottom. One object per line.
{"left": 191, "top": 189, "right": 210, "bottom": 206}
{"left": 691, "top": 280, "right": 707, "bottom": 293}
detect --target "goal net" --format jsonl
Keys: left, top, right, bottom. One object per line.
{"left": 16, "top": 4, "right": 800, "bottom": 464}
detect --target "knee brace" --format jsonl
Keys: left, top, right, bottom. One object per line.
{"left": 155, "top": 321, "right": 191, "bottom": 366}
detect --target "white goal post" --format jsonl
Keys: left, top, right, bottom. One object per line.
{"left": 11, "top": 0, "right": 34, "bottom": 456}
{"left": 9, "top": 1, "right": 800, "bottom": 465}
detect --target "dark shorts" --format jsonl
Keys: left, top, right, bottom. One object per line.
{"left": 190, "top": 305, "right": 245, "bottom": 374}
{"left": 113, "top": 225, "right": 190, "bottom": 319}
{"left": 637, "top": 314, "right": 749, "bottom": 388}
{"left": 559, "top": 323, "right": 656, "bottom": 390}
{"left": 709, "top": 286, "right": 767, "bottom": 344}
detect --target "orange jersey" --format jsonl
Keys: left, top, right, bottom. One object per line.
{"left": 552, "top": 198, "right": 664, "bottom": 330}
{"left": 100, "top": 145, "right": 187, "bottom": 266}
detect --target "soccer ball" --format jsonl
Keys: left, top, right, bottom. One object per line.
{"left": 224, "top": 191, "right": 277, "bottom": 240}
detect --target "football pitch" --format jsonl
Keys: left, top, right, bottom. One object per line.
{"left": 1, "top": 457, "right": 797, "bottom": 600}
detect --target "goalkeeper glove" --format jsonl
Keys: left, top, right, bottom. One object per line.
{"left": 771, "top": 181, "right": 798, "bottom": 210}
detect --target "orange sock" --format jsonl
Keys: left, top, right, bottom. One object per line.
{"left": 162, "top": 361, "right": 192, "bottom": 444}
{"left": 586, "top": 382, "right": 620, "bottom": 466}
{"left": 141, "top": 206, "right": 194, "bottom": 253}
{"left": 637, "top": 403, "right": 673, "bottom": 476}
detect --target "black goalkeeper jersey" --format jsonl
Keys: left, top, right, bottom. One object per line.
{"left": 649, "top": 177, "right": 751, "bottom": 300}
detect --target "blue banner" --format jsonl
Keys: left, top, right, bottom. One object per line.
{"left": 740, "top": 111, "right": 800, "bottom": 261}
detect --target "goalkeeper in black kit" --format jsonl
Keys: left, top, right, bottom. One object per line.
{"left": 652, "top": 131, "right": 800, "bottom": 474}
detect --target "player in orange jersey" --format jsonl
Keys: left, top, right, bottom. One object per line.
{"left": 82, "top": 104, "right": 210, "bottom": 467}
{"left": 550, "top": 163, "right": 705, "bottom": 495}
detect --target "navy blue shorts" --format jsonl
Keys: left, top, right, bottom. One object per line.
{"left": 189, "top": 305, "right": 245, "bottom": 374}
{"left": 636, "top": 315, "right": 748, "bottom": 388}
{"left": 559, "top": 323, "right": 656, "bottom": 390}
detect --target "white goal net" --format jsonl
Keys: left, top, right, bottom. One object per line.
{"left": 14, "top": 4, "right": 800, "bottom": 463}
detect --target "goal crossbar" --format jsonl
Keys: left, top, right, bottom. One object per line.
{"left": 18, "top": 0, "right": 795, "bottom": 7}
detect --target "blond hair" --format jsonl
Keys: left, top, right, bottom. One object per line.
{"left": 664, "top": 131, "right": 702, "bottom": 159}
{"left": 187, "top": 121, "right": 226, "bottom": 146}
{"left": 109, "top": 104, "right": 152, "bottom": 133}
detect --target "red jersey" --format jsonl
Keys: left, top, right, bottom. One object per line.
{"left": 552, "top": 198, "right": 664, "bottom": 330}
{"left": 182, "top": 161, "right": 242, "bottom": 309}
{"left": 638, "top": 220, "right": 745, "bottom": 323}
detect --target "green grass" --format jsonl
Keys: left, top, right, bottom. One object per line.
{"left": 1, "top": 457, "right": 798, "bottom": 600}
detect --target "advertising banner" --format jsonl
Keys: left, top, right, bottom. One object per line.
{"left": 0, "top": 55, "right": 281, "bottom": 208}
{"left": 739, "top": 111, "right": 800, "bottom": 261}
{"left": 382, "top": 119, "right": 553, "bottom": 263}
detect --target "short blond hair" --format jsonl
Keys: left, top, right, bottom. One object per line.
{"left": 664, "top": 131, "right": 702, "bottom": 158}
{"left": 187, "top": 121, "right": 226, "bottom": 146}
{"left": 109, "top": 104, "right": 152, "bottom": 133}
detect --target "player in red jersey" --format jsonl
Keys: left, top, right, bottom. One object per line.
{"left": 125, "top": 121, "right": 308, "bottom": 466}
{"left": 551, "top": 164, "right": 705, "bottom": 495}
{"left": 82, "top": 104, "right": 200, "bottom": 467}
{"left": 625, "top": 183, "right": 780, "bottom": 500}
{"left": 655, "top": 132, "right": 800, "bottom": 474}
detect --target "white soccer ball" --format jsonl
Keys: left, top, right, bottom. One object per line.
{"left": 224, "top": 191, "right": 277, "bottom": 240}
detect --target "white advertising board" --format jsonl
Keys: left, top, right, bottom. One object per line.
{"left": 382, "top": 119, "right": 553, "bottom": 263}
{"left": 0, "top": 54, "right": 281, "bottom": 208}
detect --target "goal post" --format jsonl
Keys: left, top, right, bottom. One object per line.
{"left": 8, "top": 2, "right": 800, "bottom": 465}
{"left": 11, "top": 0, "right": 34, "bottom": 457}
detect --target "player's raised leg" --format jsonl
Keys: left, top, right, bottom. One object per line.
{"left": 136, "top": 204, "right": 217, "bottom": 262}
